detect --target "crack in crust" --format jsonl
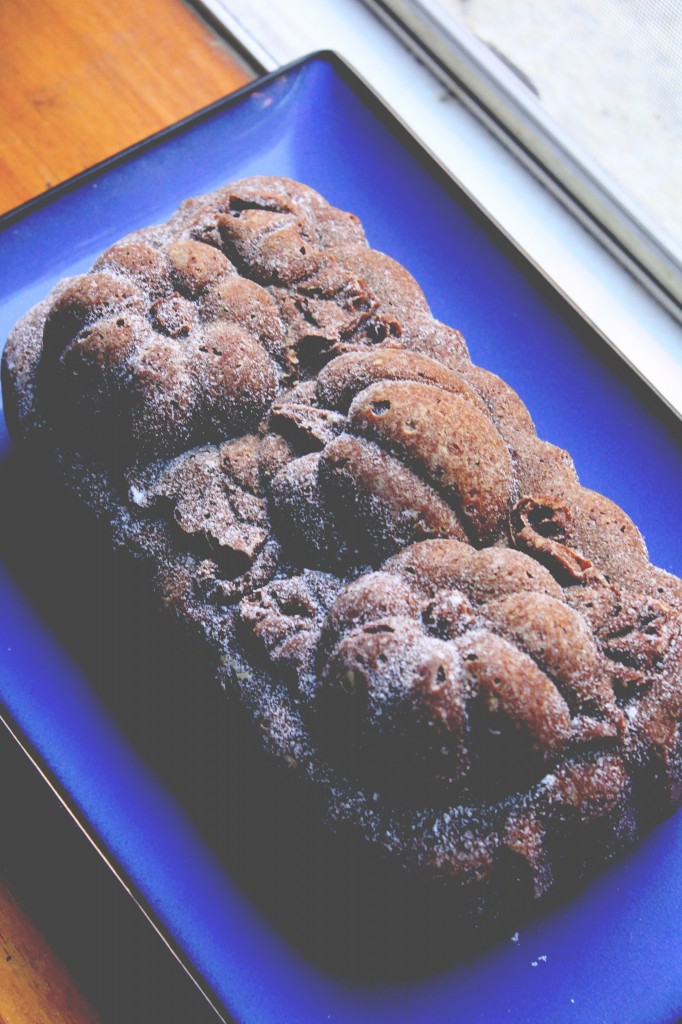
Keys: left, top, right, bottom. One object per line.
{"left": 3, "top": 175, "right": 682, "bottom": 914}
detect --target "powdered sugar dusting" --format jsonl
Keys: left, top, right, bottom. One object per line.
{"left": 3, "top": 174, "right": 682, "bottom": 913}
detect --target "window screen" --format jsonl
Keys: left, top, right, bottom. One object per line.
{"left": 435, "top": 0, "right": 680, "bottom": 249}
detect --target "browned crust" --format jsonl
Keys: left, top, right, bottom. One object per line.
{"left": 3, "top": 176, "right": 682, "bottom": 915}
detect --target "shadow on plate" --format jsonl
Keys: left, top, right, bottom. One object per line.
{"left": 0, "top": 448, "right": 600, "bottom": 989}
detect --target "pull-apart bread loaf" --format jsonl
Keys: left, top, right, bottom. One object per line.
{"left": 3, "top": 176, "right": 682, "bottom": 915}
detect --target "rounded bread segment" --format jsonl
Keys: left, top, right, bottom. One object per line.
{"left": 315, "top": 349, "right": 486, "bottom": 414}
{"left": 347, "top": 379, "right": 514, "bottom": 544}
{"left": 37, "top": 228, "right": 280, "bottom": 458}
{"left": 319, "top": 433, "right": 468, "bottom": 557}
{"left": 43, "top": 273, "right": 146, "bottom": 359}
{"left": 313, "top": 539, "right": 627, "bottom": 802}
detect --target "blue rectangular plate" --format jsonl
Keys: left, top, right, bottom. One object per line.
{"left": 1, "top": 52, "right": 682, "bottom": 1024}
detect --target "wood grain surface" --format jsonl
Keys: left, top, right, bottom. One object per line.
{"left": 0, "top": 0, "right": 252, "bottom": 1018}
{"left": 0, "top": 881, "right": 100, "bottom": 1024}
{"left": 0, "top": 0, "right": 252, "bottom": 215}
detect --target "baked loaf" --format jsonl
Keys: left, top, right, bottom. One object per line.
{"left": 3, "top": 176, "right": 682, "bottom": 914}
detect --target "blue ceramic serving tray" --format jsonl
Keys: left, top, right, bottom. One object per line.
{"left": 1, "top": 52, "right": 682, "bottom": 1024}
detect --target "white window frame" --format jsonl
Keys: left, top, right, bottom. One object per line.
{"left": 368, "top": 0, "right": 682, "bottom": 312}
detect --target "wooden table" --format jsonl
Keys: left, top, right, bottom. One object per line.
{"left": 0, "top": 1, "right": 252, "bottom": 1018}
{"left": 0, "top": 0, "right": 251, "bottom": 215}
